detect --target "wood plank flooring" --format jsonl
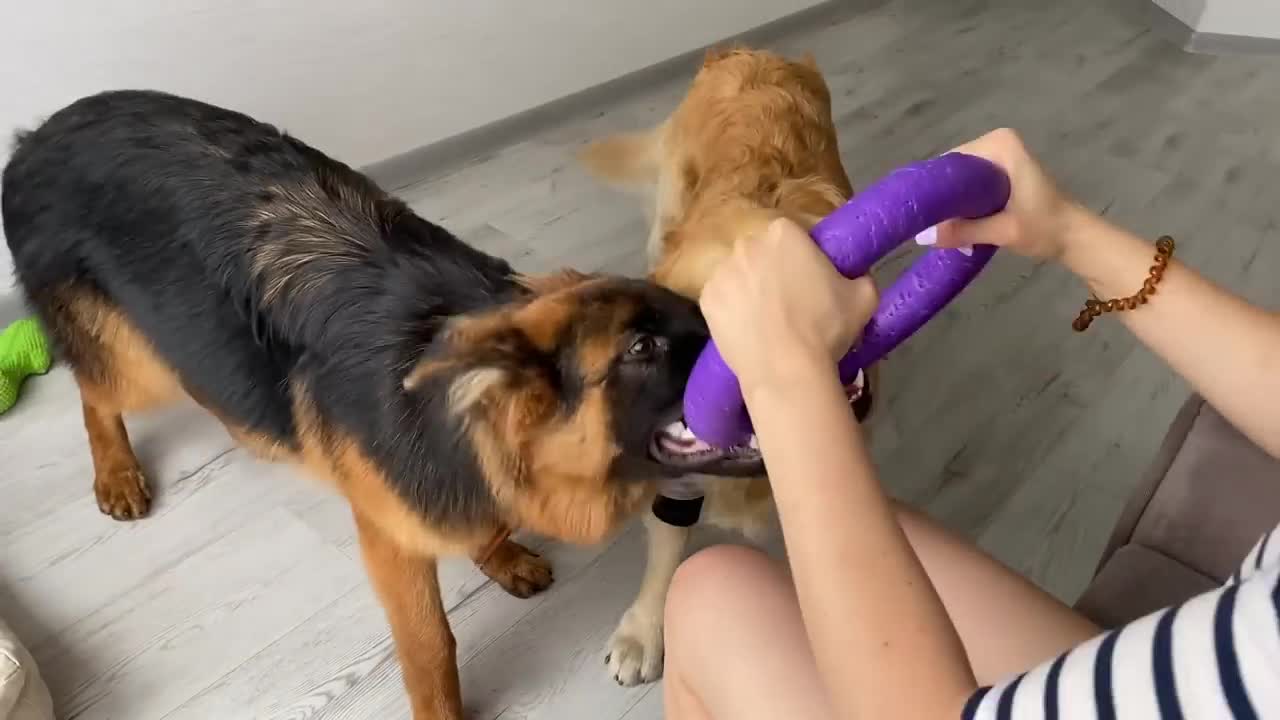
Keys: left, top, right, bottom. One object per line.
{"left": 4, "top": 0, "right": 1280, "bottom": 717}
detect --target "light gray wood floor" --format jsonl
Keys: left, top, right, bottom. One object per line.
{"left": 5, "top": 0, "right": 1280, "bottom": 717}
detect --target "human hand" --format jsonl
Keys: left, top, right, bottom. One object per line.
{"left": 922, "top": 128, "right": 1083, "bottom": 261}
{"left": 699, "top": 218, "right": 878, "bottom": 395}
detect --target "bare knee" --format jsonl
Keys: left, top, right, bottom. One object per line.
{"left": 665, "top": 545, "right": 825, "bottom": 720}
{"left": 665, "top": 544, "right": 780, "bottom": 642}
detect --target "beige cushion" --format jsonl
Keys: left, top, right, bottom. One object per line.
{"left": 0, "top": 616, "right": 53, "bottom": 720}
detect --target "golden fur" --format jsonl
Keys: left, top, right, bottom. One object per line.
{"left": 584, "top": 46, "right": 871, "bottom": 535}
{"left": 582, "top": 47, "right": 881, "bottom": 685}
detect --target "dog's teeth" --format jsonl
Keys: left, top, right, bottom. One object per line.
{"left": 678, "top": 424, "right": 697, "bottom": 441}
{"left": 748, "top": 435, "right": 759, "bottom": 450}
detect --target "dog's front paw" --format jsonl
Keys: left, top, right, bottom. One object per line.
{"left": 605, "top": 607, "right": 664, "bottom": 686}
{"left": 478, "top": 540, "right": 554, "bottom": 599}
{"left": 94, "top": 467, "right": 151, "bottom": 521}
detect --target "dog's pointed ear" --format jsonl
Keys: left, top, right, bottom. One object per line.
{"left": 403, "top": 357, "right": 455, "bottom": 392}
{"left": 401, "top": 313, "right": 525, "bottom": 397}
{"left": 402, "top": 301, "right": 569, "bottom": 415}
{"left": 403, "top": 353, "right": 512, "bottom": 416}
{"left": 800, "top": 52, "right": 818, "bottom": 69}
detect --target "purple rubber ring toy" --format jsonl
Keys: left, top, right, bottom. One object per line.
{"left": 682, "top": 152, "right": 1011, "bottom": 448}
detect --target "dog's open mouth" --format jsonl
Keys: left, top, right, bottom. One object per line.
{"left": 649, "top": 370, "right": 868, "bottom": 474}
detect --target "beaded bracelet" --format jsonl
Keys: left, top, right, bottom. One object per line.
{"left": 1073, "top": 236, "right": 1175, "bottom": 332}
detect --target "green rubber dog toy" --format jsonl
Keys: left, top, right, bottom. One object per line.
{"left": 0, "top": 318, "right": 52, "bottom": 415}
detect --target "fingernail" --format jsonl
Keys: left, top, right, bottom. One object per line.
{"left": 915, "top": 225, "right": 938, "bottom": 246}
{"left": 957, "top": 245, "right": 973, "bottom": 256}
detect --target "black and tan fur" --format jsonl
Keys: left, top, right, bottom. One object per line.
{"left": 2, "top": 90, "right": 757, "bottom": 719}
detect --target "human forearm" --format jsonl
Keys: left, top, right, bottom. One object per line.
{"left": 745, "top": 362, "right": 975, "bottom": 719}
{"left": 1060, "top": 206, "right": 1280, "bottom": 456}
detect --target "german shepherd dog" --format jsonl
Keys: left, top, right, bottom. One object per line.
{"left": 1, "top": 90, "right": 764, "bottom": 719}
{"left": 582, "top": 48, "right": 876, "bottom": 685}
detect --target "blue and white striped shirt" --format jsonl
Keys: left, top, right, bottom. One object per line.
{"left": 964, "top": 524, "right": 1280, "bottom": 719}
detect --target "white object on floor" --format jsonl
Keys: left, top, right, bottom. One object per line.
{"left": 0, "top": 616, "right": 54, "bottom": 720}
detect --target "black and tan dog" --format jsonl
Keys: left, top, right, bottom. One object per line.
{"left": 2, "top": 90, "right": 764, "bottom": 719}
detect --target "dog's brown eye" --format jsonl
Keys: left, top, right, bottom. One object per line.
{"left": 627, "top": 335, "right": 658, "bottom": 359}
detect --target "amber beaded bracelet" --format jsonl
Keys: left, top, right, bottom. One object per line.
{"left": 1072, "top": 236, "right": 1175, "bottom": 332}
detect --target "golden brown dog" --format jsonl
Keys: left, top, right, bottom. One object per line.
{"left": 582, "top": 47, "right": 878, "bottom": 685}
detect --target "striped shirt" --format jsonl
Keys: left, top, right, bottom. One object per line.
{"left": 964, "top": 523, "right": 1280, "bottom": 719}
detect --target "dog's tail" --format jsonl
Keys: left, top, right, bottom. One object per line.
{"left": 579, "top": 127, "right": 662, "bottom": 190}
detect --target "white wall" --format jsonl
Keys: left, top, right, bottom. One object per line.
{"left": 1153, "top": 0, "right": 1280, "bottom": 37}
{"left": 0, "top": 0, "right": 822, "bottom": 290}
{"left": 1197, "top": 1, "right": 1280, "bottom": 37}
{"left": 1152, "top": 0, "right": 1205, "bottom": 27}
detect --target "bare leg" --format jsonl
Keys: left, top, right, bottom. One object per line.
{"left": 895, "top": 505, "right": 1100, "bottom": 682}
{"left": 663, "top": 504, "right": 1101, "bottom": 720}
{"left": 607, "top": 512, "right": 690, "bottom": 685}
{"left": 664, "top": 545, "right": 833, "bottom": 720}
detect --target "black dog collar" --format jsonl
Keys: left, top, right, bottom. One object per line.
{"left": 652, "top": 494, "right": 706, "bottom": 527}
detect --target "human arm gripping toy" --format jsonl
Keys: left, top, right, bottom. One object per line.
{"left": 681, "top": 152, "right": 1011, "bottom": 449}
